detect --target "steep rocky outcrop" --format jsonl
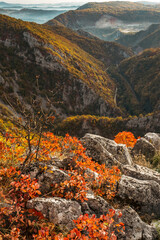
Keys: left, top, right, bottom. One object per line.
{"left": 0, "top": 14, "right": 159, "bottom": 119}
{"left": 126, "top": 112, "right": 160, "bottom": 135}
{"left": 55, "top": 111, "right": 160, "bottom": 139}
{"left": 46, "top": 20, "right": 133, "bottom": 68}
{"left": 0, "top": 14, "right": 122, "bottom": 118}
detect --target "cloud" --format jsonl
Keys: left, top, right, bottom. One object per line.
{"left": 95, "top": 15, "right": 123, "bottom": 29}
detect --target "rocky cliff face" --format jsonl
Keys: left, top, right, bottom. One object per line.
{"left": 55, "top": 112, "right": 160, "bottom": 139}
{"left": 0, "top": 14, "right": 123, "bottom": 118}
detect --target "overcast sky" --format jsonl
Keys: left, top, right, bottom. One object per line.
{"left": 4, "top": 0, "right": 109, "bottom": 2}
{"left": 4, "top": 0, "right": 111, "bottom": 3}
{"left": 4, "top": 0, "right": 160, "bottom": 4}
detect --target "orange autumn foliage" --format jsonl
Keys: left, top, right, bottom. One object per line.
{"left": 34, "top": 212, "right": 124, "bottom": 240}
{"left": 114, "top": 131, "right": 140, "bottom": 148}
{"left": 67, "top": 212, "right": 124, "bottom": 240}
{"left": 0, "top": 167, "right": 43, "bottom": 239}
{"left": 0, "top": 118, "right": 123, "bottom": 239}
{"left": 0, "top": 167, "right": 123, "bottom": 240}
{"left": 51, "top": 134, "right": 121, "bottom": 202}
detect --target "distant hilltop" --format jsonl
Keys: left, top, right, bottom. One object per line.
{"left": 0, "top": 1, "right": 80, "bottom": 23}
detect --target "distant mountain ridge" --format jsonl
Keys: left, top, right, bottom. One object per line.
{"left": 55, "top": 1, "right": 160, "bottom": 41}
{"left": 117, "top": 23, "right": 160, "bottom": 52}
{"left": 0, "top": 1, "right": 22, "bottom": 8}
{"left": 0, "top": 1, "right": 80, "bottom": 23}
{"left": 0, "top": 8, "right": 66, "bottom": 23}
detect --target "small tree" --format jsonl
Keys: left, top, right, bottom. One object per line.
{"left": 114, "top": 131, "right": 140, "bottom": 148}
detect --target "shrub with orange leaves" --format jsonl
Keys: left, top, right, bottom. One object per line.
{"left": 33, "top": 226, "right": 52, "bottom": 240}
{"left": 0, "top": 117, "right": 124, "bottom": 239}
{"left": 67, "top": 211, "right": 124, "bottom": 240}
{"left": 0, "top": 167, "right": 43, "bottom": 239}
{"left": 0, "top": 120, "right": 121, "bottom": 202}
{"left": 114, "top": 131, "right": 140, "bottom": 148}
{"left": 32, "top": 212, "right": 124, "bottom": 240}
{"left": 37, "top": 212, "right": 124, "bottom": 240}
{"left": 51, "top": 134, "right": 121, "bottom": 202}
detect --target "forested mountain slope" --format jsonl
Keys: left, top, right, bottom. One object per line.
{"left": 108, "top": 48, "right": 160, "bottom": 115}
{"left": 0, "top": 14, "right": 159, "bottom": 119}
{"left": 117, "top": 23, "right": 160, "bottom": 52}
{"left": 0, "top": 14, "right": 124, "bottom": 117}
{"left": 46, "top": 19, "right": 133, "bottom": 68}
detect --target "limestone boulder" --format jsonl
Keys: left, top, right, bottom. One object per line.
{"left": 80, "top": 193, "right": 111, "bottom": 216}
{"left": 24, "top": 162, "right": 69, "bottom": 194}
{"left": 118, "top": 175, "right": 160, "bottom": 218}
{"left": 81, "top": 133, "right": 133, "bottom": 166}
{"left": 52, "top": 157, "right": 76, "bottom": 170}
{"left": 122, "top": 164, "right": 160, "bottom": 184}
{"left": 24, "top": 132, "right": 160, "bottom": 239}
{"left": 27, "top": 197, "right": 82, "bottom": 231}
{"left": 144, "top": 133, "right": 160, "bottom": 151}
{"left": 78, "top": 193, "right": 158, "bottom": 239}
{"left": 118, "top": 207, "right": 158, "bottom": 240}
{"left": 133, "top": 137, "right": 156, "bottom": 158}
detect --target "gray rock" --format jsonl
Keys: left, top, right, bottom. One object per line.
{"left": 27, "top": 197, "right": 82, "bottom": 231}
{"left": 126, "top": 112, "right": 160, "bottom": 134}
{"left": 79, "top": 193, "right": 158, "bottom": 240}
{"left": 24, "top": 133, "right": 160, "bottom": 239}
{"left": 119, "top": 207, "right": 158, "bottom": 240}
{"left": 82, "top": 133, "right": 133, "bottom": 166}
{"left": 80, "top": 193, "right": 111, "bottom": 216}
{"left": 0, "top": 30, "right": 119, "bottom": 118}
{"left": 144, "top": 133, "right": 160, "bottom": 151}
{"left": 122, "top": 164, "right": 160, "bottom": 185}
{"left": 0, "top": 75, "right": 5, "bottom": 84}
{"left": 52, "top": 157, "right": 76, "bottom": 170}
{"left": 133, "top": 137, "right": 156, "bottom": 158}
{"left": 25, "top": 163, "right": 69, "bottom": 194}
{"left": 118, "top": 175, "right": 160, "bottom": 218}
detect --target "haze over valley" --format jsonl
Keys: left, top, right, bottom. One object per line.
{"left": 0, "top": 1, "right": 80, "bottom": 23}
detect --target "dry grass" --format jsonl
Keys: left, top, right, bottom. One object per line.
{"left": 132, "top": 153, "right": 153, "bottom": 169}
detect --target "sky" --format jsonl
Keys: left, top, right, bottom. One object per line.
{"left": 3, "top": 0, "right": 160, "bottom": 3}
{"left": 3, "top": 0, "right": 109, "bottom": 3}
